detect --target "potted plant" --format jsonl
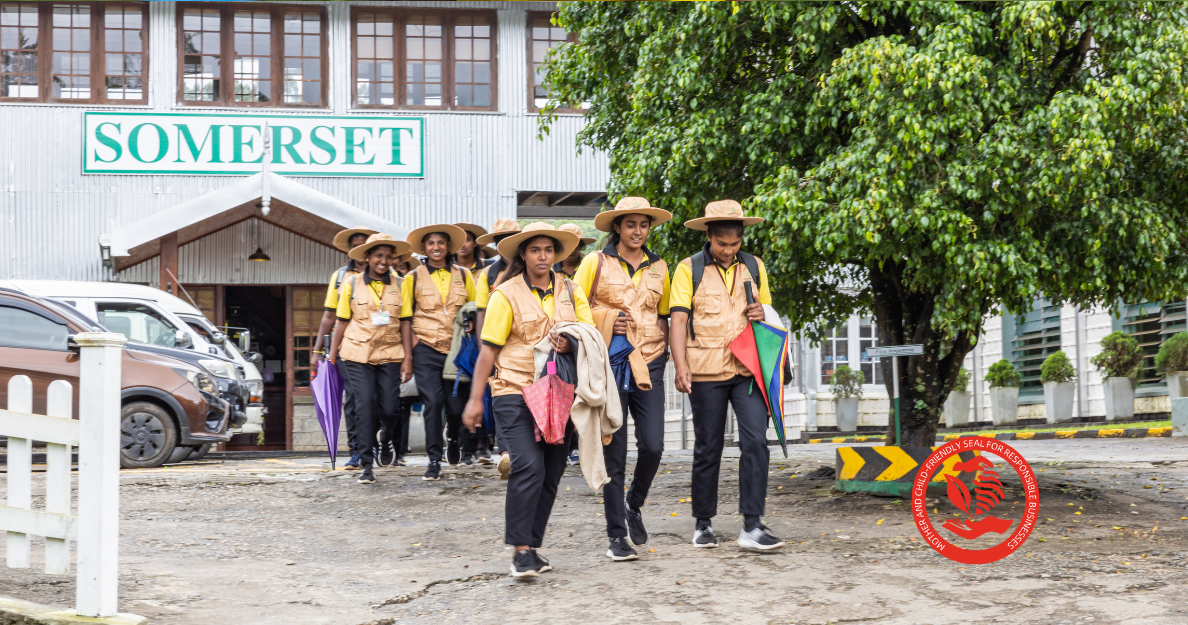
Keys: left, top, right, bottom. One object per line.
{"left": 1155, "top": 331, "right": 1188, "bottom": 400}
{"left": 1040, "top": 351, "right": 1076, "bottom": 424}
{"left": 986, "top": 359, "right": 1021, "bottom": 425}
{"left": 1090, "top": 331, "right": 1143, "bottom": 421}
{"left": 829, "top": 364, "right": 864, "bottom": 433}
{"left": 943, "top": 367, "right": 971, "bottom": 428}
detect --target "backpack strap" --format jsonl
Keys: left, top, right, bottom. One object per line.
{"left": 688, "top": 248, "right": 708, "bottom": 341}
{"left": 737, "top": 251, "right": 762, "bottom": 294}
{"left": 588, "top": 252, "right": 605, "bottom": 308}
{"left": 334, "top": 265, "right": 350, "bottom": 291}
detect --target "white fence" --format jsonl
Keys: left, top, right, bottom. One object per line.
{"left": 0, "top": 332, "right": 127, "bottom": 618}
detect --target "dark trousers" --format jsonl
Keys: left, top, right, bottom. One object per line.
{"left": 397, "top": 394, "right": 419, "bottom": 455}
{"left": 445, "top": 380, "right": 488, "bottom": 453}
{"left": 343, "top": 385, "right": 358, "bottom": 456}
{"left": 690, "top": 374, "right": 770, "bottom": 520}
{"left": 412, "top": 343, "right": 449, "bottom": 463}
{"left": 603, "top": 355, "right": 668, "bottom": 537}
{"left": 340, "top": 360, "right": 401, "bottom": 470}
{"left": 494, "top": 394, "right": 571, "bottom": 547}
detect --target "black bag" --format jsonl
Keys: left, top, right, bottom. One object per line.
{"left": 540, "top": 349, "right": 578, "bottom": 386}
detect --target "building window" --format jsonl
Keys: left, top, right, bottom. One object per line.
{"left": 351, "top": 8, "right": 497, "bottom": 111}
{"left": 527, "top": 11, "right": 581, "bottom": 113}
{"left": 820, "top": 324, "right": 848, "bottom": 386}
{"left": 178, "top": 3, "right": 326, "bottom": 108}
{"left": 858, "top": 318, "right": 883, "bottom": 385}
{"left": 1118, "top": 301, "right": 1185, "bottom": 390}
{"left": 1004, "top": 298, "right": 1062, "bottom": 399}
{"left": 1, "top": 1, "right": 147, "bottom": 104}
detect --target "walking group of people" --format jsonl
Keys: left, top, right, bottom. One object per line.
{"left": 315, "top": 197, "right": 786, "bottom": 578}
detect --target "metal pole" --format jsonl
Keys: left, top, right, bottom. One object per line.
{"left": 892, "top": 356, "right": 901, "bottom": 447}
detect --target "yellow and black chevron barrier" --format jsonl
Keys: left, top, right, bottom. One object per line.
{"left": 834, "top": 446, "right": 981, "bottom": 497}
{"left": 809, "top": 426, "right": 1172, "bottom": 446}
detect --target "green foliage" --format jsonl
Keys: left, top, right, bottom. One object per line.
{"left": 986, "top": 359, "right": 1020, "bottom": 388}
{"left": 1039, "top": 351, "right": 1076, "bottom": 384}
{"left": 542, "top": 2, "right": 1188, "bottom": 445}
{"left": 829, "top": 364, "right": 865, "bottom": 399}
{"left": 1155, "top": 331, "right": 1188, "bottom": 376}
{"left": 1090, "top": 331, "right": 1144, "bottom": 379}
{"left": 952, "top": 367, "right": 970, "bottom": 393}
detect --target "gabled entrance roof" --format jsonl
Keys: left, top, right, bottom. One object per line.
{"left": 99, "top": 172, "right": 406, "bottom": 271}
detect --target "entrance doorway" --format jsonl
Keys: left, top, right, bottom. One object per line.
{"left": 224, "top": 286, "right": 287, "bottom": 449}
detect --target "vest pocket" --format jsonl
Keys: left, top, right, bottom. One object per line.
{"left": 344, "top": 325, "right": 373, "bottom": 343}
{"left": 693, "top": 286, "right": 723, "bottom": 314}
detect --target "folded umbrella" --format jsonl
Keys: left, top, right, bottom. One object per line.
{"left": 521, "top": 353, "right": 575, "bottom": 444}
{"left": 607, "top": 333, "right": 635, "bottom": 392}
{"left": 728, "top": 284, "right": 791, "bottom": 458}
{"left": 310, "top": 357, "right": 345, "bottom": 470}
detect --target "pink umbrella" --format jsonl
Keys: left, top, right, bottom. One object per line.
{"left": 521, "top": 359, "right": 574, "bottom": 444}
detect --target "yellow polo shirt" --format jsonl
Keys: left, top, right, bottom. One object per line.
{"left": 573, "top": 248, "right": 672, "bottom": 316}
{"left": 481, "top": 275, "right": 595, "bottom": 347}
{"left": 399, "top": 264, "right": 477, "bottom": 319}
{"left": 323, "top": 266, "right": 360, "bottom": 310}
{"left": 669, "top": 256, "right": 772, "bottom": 312}
{"left": 335, "top": 274, "right": 396, "bottom": 320}
{"left": 475, "top": 262, "right": 510, "bottom": 310}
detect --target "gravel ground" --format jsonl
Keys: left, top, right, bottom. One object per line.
{"left": 5, "top": 438, "right": 1188, "bottom": 624}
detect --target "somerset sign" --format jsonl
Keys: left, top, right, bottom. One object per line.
{"left": 83, "top": 112, "right": 424, "bottom": 177}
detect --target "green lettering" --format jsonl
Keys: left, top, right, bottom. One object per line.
{"left": 128, "top": 123, "right": 168, "bottom": 163}
{"left": 310, "top": 126, "right": 336, "bottom": 165}
{"left": 378, "top": 127, "right": 415, "bottom": 165}
{"left": 343, "top": 127, "right": 375, "bottom": 165}
{"left": 175, "top": 124, "right": 223, "bottom": 163}
{"left": 229, "top": 125, "right": 264, "bottom": 164}
{"left": 271, "top": 126, "right": 305, "bottom": 165}
{"left": 94, "top": 122, "right": 122, "bottom": 163}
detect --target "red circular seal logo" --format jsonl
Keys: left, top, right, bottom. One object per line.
{"left": 911, "top": 437, "right": 1039, "bottom": 564}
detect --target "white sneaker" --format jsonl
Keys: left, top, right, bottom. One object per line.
{"left": 497, "top": 453, "right": 511, "bottom": 480}
{"left": 738, "top": 525, "right": 786, "bottom": 551}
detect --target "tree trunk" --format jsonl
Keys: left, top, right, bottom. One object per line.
{"left": 868, "top": 262, "right": 978, "bottom": 447}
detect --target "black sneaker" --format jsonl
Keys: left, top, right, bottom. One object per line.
{"left": 447, "top": 439, "right": 461, "bottom": 466}
{"left": 606, "top": 537, "right": 638, "bottom": 561}
{"left": 461, "top": 452, "right": 476, "bottom": 466}
{"left": 396, "top": 455, "right": 408, "bottom": 467}
{"left": 422, "top": 461, "right": 441, "bottom": 481}
{"left": 476, "top": 450, "right": 494, "bottom": 465}
{"left": 510, "top": 549, "right": 539, "bottom": 578}
{"left": 738, "top": 524, "right": 786, "bottom": 551}
{"left": 692, "top": 525, "right": 718, "bottom": 548}
{"left": 531, "top": 549, "right": 553, "bottom": 573}
{"left": 357, "top": 468, "right": 375, "bottom": 484}
{"left": 378, "top": 442, "right": 396, "bottom": 467}
{"left": 625, "top": 507, "right": 648, "bottom": 547}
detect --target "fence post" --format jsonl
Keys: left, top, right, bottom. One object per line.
{"left": 45, "top": 380, "right": 73, "bottom": 575}
{"left": 5, "top": 375, "right": 32, "bottom": 569}
{"left": 74, "top": 332, "right": 126, "bottom": 618}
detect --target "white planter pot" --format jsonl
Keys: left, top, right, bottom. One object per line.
{"left": 1102, "top": 377, "right": 1135, "bottom": 422}
{"left": 1167, "top": 372, "right": 1188, "bottom": 401}
{"left": 989, "top": 387, "right": 1019, "bottom": 426}
{"left": 1043, "top": 381, "right": 1075, "bottom": 424}
{"left": 1173, "top": 398, "right": 1188, "bottom": 437}
{"left": 834, "top": 397, "right": 860, "bottom": 433}
{"left": 944, "top": 391, "right": 971, "bottom": 427}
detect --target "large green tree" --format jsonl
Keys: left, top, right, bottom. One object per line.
{"left": 542, "top": 1, "right": 1188, "bottom": 445}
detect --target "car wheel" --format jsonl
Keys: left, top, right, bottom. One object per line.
{"left": 120, "top": 402, "right": 178, "bottom": 469}
{"left": 187, "top": 443, "right": 213, "bottom": 461}
{"left": 166, "top": 445, "right": 194, "bottom": 464}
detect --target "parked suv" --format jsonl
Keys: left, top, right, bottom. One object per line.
{"left": 0, "top": 289, "right": 231, "bottom": 468}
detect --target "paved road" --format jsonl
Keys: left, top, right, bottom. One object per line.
{"left": 4, "top": 437, "right": 1188, "bottom": 624}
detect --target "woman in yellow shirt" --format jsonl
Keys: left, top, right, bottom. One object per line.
{"left": 327, "top": 234, "right": 410, "bottom": 485}
{"left": 461, "top": 223, "right": 594, "bottom": 578}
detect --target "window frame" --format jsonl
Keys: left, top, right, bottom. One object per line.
{"left": 175, "top": 2, "right": 329, "bottom": 109}
{"left": 0, "top": 1, "right": 149, "bottom": 105}
{"left": 526, "top": 10, "right": 581, "bottom": 114}
{"left": 349, "top": 6, "right": 498, "bottom": 112}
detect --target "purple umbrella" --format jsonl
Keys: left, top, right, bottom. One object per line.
{"left": 310, "top": 360, "right": 345, "bottom": 469}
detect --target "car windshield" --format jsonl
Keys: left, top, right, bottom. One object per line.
{"left": 41, "top": 299, "right": 104, "bottom": 331}
{"left": 95, "top": 302, "right": 183, "bottom": 347}
{"left": 181, "top": 316, "right": 235, "bottom": 359}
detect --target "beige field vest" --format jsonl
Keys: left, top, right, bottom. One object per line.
{"left": 411, "top": 264, "right": 471, "bottom": 354}
{"left": 681, "top": 256, "right": 756, "bottom": 382}
{"left": 589, "top": 252, "right": 668, "bottom": 364}
{"left": 490, "top": 273, "right": 579, "bottom": 397}
{"left": 339, "top": 272, "right": 404, "bottom": 365}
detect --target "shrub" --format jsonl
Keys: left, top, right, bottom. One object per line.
{"left": 829, "top": 364, "right": 864, "bottom": 399}
{"left": 985, "top": 359, "right": 1020, "bottom": 388}
{"left": 1155, "top": 331, "right": 1188, "bottom": 376}
{"left": 1039, "top": 351, "right": 1076, "bottom": 384}
{"left": 952, "top": 367, "right": 970, "bottom": 393}
{"left": 1090, "top": 331, "right": 1143, "bottom": 379}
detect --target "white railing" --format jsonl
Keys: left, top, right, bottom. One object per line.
{"left": 1, "top": 332, "right": 126, "bottom": 618}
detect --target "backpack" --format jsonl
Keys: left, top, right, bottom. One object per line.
{"left": 687, "top": 244, "right": 762, "bottom": 340}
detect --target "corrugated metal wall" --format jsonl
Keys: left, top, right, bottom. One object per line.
{"left": 0, "top": 1, "right": 608, "bottom": 284}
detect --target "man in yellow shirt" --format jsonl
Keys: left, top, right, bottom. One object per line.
{"left": 669, "top": 200, "right": 785, "bottom": 552}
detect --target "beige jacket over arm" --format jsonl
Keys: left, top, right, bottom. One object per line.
{"left": 533, "top": 321, "right": 622, "bottom": 492}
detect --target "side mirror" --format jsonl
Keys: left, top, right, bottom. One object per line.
{"left": 247, "top": 352, "right": 263, "bottom": 364}
{"left": 238, "top": 330, "right": 251, "bottom": 353}
{"left": 211, "top": 331, "right": 227, "bottom": 345}
{"left": 175, "top": 330, "right": 193, "bottom": 349}
{"left": 67, "top": 334, "right": 80, "bottom": 352}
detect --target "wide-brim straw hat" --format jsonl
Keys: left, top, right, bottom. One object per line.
{"left": 333, "top": 226, "right": 379, "bottom": 252}
{"left": 399, "top": 253, "right": 422, "bottom": 272}
{"left": 684, "top": 199, "right": 764, "bottom": 231}
{"left": 558, "top": 223, "right": 597, "bottom": 246}
{"left": 348, "top": 233, "right": 411, "bottom": 262}
{"left": 478, "top": 245, "right": 500, "bottom": 260}
{"left": 497, "top": 222, "right": 580, "bottom": 262}
{"left": 476, "top": 217, "right": 522, "bottom": 246}
{"left": 454, "top": 223, "right": 488, "bottom": 241}
{"left": 593, "top": 197, "right": 672, "bottom": 233}
{"left": 407, "top": 224, "right": 467, "bottom": 255}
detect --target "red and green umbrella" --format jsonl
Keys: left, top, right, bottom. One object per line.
{"left": 729, "top": 284, "right": 791, "bottom": 457}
